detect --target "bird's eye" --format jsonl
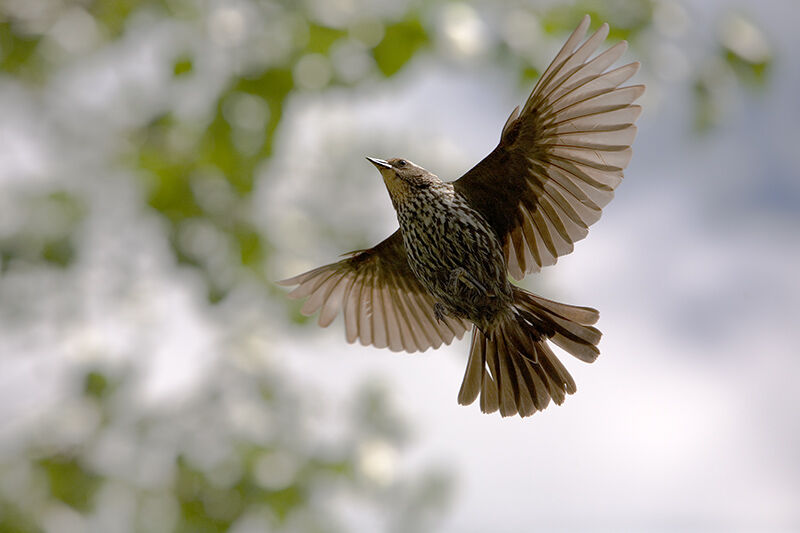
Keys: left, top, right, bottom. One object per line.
{"left": 396, "top": 159, "right": 407, "bottom": 167}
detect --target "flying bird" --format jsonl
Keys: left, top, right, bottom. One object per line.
{"left": 279, "top": 16, "right": 644, "bottom": 417}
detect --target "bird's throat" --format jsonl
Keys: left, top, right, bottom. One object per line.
{"left": 383, "top": 175, "right": 413, "bottom": 207}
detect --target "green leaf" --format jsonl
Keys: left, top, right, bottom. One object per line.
{"left": 0, "top": 25, "right": 41, "bottom": 76}
{"left": 541, "top": 1, "right": 654, "bottom": 41}
{"left": 724, "top": 49, "right": 771, "bottom": 88}
{"left": 0, "top": 500, "right": 42, "bottom": 533}
{"left": 41, "top": 238, "right": 75, "bottom": 267}
{"left": 305, "top": 24, "right": 346, "bottom": 55}
{"left": 521, "top": 66, "right": 540, "bottom": 84}
{"left": 88, "top": 0, "right": 147, "bottom": 37}
{"left": 84, "top": 371, "right": 110, "bottom": 400}
{"left": 235, "top": 68, "right": 294, "bottom": 159}
{"left": 173, "top": 56, "right": 194, "bottom": 77}
{"left": 235, "top": 225, "right": 263, "bottom": 268}
{"left": 175, "top": 457, "right": 239, "bottom": 533}
{"left": 264, "top": 486, "right": 303, "bottom": 522}
{"left": 373, "top": 17, "right": 429, "bottom": 77}
{"left": 38, "top": 456, "right": 101, "bottom": 512}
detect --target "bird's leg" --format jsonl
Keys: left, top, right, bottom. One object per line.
{"left": 449, "top": 267, "right": 488, "bottom": 295}
{"left": 433, "top": 303, "right": 448, "bottom": 324}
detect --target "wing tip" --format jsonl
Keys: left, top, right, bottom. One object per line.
{"left": 596, "top": 22, "right": 610, "bottom": 40}
{"left": 607, "top": 39, "right": 628, "bottom": 57}
{"left": 277, "top": 266, "right": 323, "bottom": 287}
{"left": 572, "top": 14, "right": 592, "bottom": 42}
{"left": 629, "top": 83, "right": 647, "bottom": 100}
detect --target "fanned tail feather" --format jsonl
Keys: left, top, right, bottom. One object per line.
{"left": 458, "top": 287, "right": 600, "bottom": 417}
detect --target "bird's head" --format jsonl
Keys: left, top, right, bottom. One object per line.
{"left": 367, "top": 157, "right": 440, "bottom": 207}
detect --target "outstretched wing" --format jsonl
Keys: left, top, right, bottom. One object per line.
{"left": 278, "top": 230, "right": 471, "bottom": 353}
{"left": 453, "top": 15, "right": 644, "bottom": 280}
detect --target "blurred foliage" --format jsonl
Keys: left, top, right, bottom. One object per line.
{"left": 0, "top": 0, "right": 773, "bottom": 299}
{"left": 373, "top": 17, "right": 429, "bottom": 77}
{"left": 0, "top": 362, "right": 447, "bottom": 532}
{"left": 38, "top": 456, "right": 102, "bottom": 512}
{"left": 540, "top": 0, "right": 654, "bottom": 41}
{"left": 0, "top": 191, "right": 85, "bottom": 271}
{"left": 0, "top": 24, "right": 41, "bottom": 78}
{"left": 0, "top": 0, "right": 773, "bottom": 531}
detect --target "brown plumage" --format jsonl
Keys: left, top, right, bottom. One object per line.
{"left": 278, "top": 16, "right": 644, "bottom": 417}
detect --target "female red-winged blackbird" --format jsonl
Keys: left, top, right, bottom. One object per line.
{"left": 279, "top": 16, "right": 644, "bottom": 417}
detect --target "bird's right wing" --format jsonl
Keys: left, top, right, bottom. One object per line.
{"left": 278, "top": 230, "right": 471, "bottom": 353}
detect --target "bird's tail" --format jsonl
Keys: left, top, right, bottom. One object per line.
{"left": 458, "top": 287, "right": 601, "bottom": 417}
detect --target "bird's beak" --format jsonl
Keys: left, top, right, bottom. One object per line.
{"left": 366, "top": 157, "right": 392, "bottom": 169}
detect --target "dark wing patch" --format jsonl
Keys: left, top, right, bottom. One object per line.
{"left": 453, "top": 16, "right": 644, "bottom": 279}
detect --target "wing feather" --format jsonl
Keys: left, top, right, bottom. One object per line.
{"left": 454, "top": 17, "right": 643, "bottom": 278}
{"left": 358, "top": 268, "right": 373, "bottom": 346}
{"left": 384, "top": 268, "right": 421, "bottom": 352}
{"left": 343, "top": 275, "right": 360, "bottom": 342}
{"left": 279, "top": 231, "right": 470, "bottom": 353}
{"left": 395, "top": 293, "right": 422, "bottom": 352}
{"left": 318, "top": 273, "right": 349, "bottom": 327}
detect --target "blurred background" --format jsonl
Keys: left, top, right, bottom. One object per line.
{"left": 1, "top": 0, "right": 798, "bottom": 531}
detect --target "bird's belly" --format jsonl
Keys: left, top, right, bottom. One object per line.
{"left": 399, "top": 205, "right": 511, "bottom": 323}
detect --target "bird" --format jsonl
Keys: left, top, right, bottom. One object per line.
{"left": 278, "top": 16, "right": 644, "bottom": 417}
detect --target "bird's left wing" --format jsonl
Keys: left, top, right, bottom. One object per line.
{"left": 278, "top": 230, "right": 471, "bottom": 353}
{"left": 453, "top": 16, "right": 644, "bottom": 280}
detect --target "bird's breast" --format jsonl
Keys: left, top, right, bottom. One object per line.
{"left": 396, "top": 189, "right": 511, "bottom": 322}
